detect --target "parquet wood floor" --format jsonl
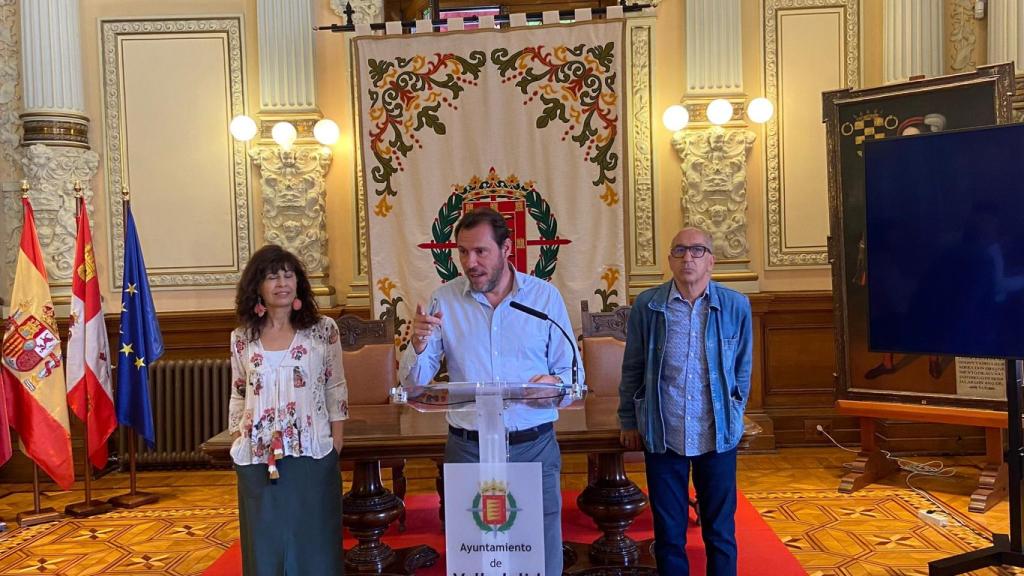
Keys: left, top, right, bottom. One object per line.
{"left": 0, "top": 448, "right": 1015, "bottom": 575}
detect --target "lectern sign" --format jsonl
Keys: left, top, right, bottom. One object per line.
{"left": 445, "top": 463, "right": 544, "bottom": 575}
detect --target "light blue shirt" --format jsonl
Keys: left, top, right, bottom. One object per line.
{"left": 661, "top": 282, "right": 715, "bottom": 456}
{"left": 398, "top": 268, "right": 582, "bottom": 431}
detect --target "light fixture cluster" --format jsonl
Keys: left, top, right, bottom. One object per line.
{"left": 229, "top": 115, "right": 340, "bottom": 149}
{"left": 662, "top": 97, "right": 774, "bottom": 132}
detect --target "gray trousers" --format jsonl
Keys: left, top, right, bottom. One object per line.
{"left": 446, "top": 428, "right": 563, "bottom": 576}
{"left": 235, "top": 451, "right": 343, "bottom": 576}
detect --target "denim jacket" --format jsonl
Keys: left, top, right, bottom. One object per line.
{"left": 618, "top": 280, "right": 753, "bottom": 454}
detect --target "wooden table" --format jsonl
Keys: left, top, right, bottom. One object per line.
{"left": 202, "top": 396, "right": 656, "bottom": 575}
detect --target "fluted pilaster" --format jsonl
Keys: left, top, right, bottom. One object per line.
{"left": 686, "top": 0, "right": 742, "bottom": 94}
{"left": 13, "top": 0, "right": 94, "bottom": 301}
{"left": 884, "top": 0, "right": 944, "bottom": 83}
{"left": 988, "top": 0, "right": 1024, "bottom": 71}
{"left": 257, "top": 0, "right": 317, "bottom": 111}
{"left": 254, "top": 0, "right": 334, "bottom": 304}
{"left": 20, "top": 0, "right": 84, "bottom": 114}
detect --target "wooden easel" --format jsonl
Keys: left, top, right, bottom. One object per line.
{"left": 836, "top": 399, "right": 1008, "bottom": 513}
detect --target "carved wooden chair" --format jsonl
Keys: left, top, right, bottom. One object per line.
{"left": 336, "top": 312, "right": 407, "bottom": 530}
{"left": 580, "top": 301, "right": 639, "bottom": 479}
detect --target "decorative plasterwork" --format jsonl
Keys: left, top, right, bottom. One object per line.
{"left": 673, "top": 127, "right": 755, "bottom": 260}
{"left": 0, "top": 0, "right": 22, "bottom": 180}
{"left": 948, "top": 0, "right": 977, "bottom": 73}
{"left": 251, "top": 144, "right": 332, "bottom": 276}
{"left": 764, "top": 0, "right": 859, "bottom": 267}
{"left": 11, "top": 144, "right": 99, "bottom": 285}
{"left": 100, "top": 17, "right": 250, "bottom": 288}
{"left": 331, "top": 0, "right": 384, "bottom": 25}
{"left": 626, "top": 18, "right": 659, "bottom": 282}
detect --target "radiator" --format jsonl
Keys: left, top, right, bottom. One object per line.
{"left": 117, "top": 358, "right": 232, "bottom": 469}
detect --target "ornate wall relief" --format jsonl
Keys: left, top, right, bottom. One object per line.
{"left": 0, "top": 0, "right": 22, "bottom": 297}
{"left": 251, "top": 144, "right": 331, "bottom": 276}
{"left": 625, "top": 16, "right": 660, "bottom": 292}
{"left": 948, "top": 0, "right": 978, "bottom": 73}
{"left": 100, "top": 17, "right": 251, "bottom": 289}
{"left": 0, "top": 0, "right": 21, "bottom": 180}
{"left": 764, "top": 0, "right": 859, "bottom": 267}
{"left": 673, "top": 127, "right": 755, "bottom": 260}
{"left": 19, "top": 144, "right": 99, "bottom": 284}
{"left": 331, "top": 0, "right": 383, "bottom": 25}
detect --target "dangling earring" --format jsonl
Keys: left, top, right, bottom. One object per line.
{"left": 254, "top": 297, "right": 267, "bottom": 318}
{"left": 291, "top": 298, "right": 302, "bottom": 311}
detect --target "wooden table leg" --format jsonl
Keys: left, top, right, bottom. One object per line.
{"left": 971, "top": 427, "right": 1008, "bottom": 513}
{"left": 838, "top": 417, "right": 899, "bottom": 493}
{"left": 343, "top": 459, "right": 439, "bottom": 574}
{"left": 564, "top": 451, "right": 657, "bottom": 575}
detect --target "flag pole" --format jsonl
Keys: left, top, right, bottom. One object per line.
{"left": 65, "top": 182, "right": 112, "bottom": 518}
{"left": 13, "top": 181, "right": 60, "bottom": 527}
{"left": 109, "top": 187, "right": 158, "bottom": 509}
{"left": 16, "top": 463, "right": 61, "bottom": 527}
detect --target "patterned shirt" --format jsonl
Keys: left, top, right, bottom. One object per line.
{"left": 398, "top": 268, "right": 582, "bottom": 431}
{"left": 661, "top": 283, "right": 715, "bottom": 456}
{"left": 228, "top": 316, "right": 349, "bottom": 465}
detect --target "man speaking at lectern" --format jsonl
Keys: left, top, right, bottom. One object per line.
{"left": 399, "top": 207, "right": 583, "bottom": 575}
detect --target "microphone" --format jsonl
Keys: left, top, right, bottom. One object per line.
{"left": 509, "top": 301, "right": 581, "bottom": 399}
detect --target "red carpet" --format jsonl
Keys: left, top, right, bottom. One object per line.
{"left": 204, "top": 491, "right": 805, "bottom": 575}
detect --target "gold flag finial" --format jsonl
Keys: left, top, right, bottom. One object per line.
{"left": 73, "top": 180, "right": 83, "bottom": 198}
{"left": 121, "top": 185, "right": 130, "bottom": 201}
{"left": 20, "top": 179, "right": 29, "bottom": 199}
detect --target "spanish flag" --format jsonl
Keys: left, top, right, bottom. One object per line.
{"left": 0, "top": 198, "right": 74, "bottom": 490}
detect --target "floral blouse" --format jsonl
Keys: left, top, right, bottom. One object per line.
{"left": 228, "top": 316, "right": 349, "bottom": 465}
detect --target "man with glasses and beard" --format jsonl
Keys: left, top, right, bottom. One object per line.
{"left": 399, "top": 207, "right": 582, "bottom": 575}
{"left": 618, "top": 227, "right": 752, "bottom": 576}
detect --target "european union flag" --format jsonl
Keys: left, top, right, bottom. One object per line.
{"left": 117, "top": 204, "right": 164, "bottom": 448}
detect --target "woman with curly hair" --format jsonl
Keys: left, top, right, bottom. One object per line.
{"left": 228, "top": 244, "right": 347, "bottom": 575}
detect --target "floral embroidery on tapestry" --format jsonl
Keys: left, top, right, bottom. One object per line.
{"left": 492, "top": 42, "right": 619, "bottom": 186}
{"left": 364, "top": 50, "right": 487, "bottom": 212}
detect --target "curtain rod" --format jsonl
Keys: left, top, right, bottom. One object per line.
{"left": 317, "top": 1, "right": 654, "bottom": 33}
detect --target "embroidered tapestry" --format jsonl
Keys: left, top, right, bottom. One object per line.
{"left": 354, "top": 21, "right": 626, "bottom": 349}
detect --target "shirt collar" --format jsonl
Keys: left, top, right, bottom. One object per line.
{"left": 461, "top": 264, "right": 522, "bottom": 302}
{"left": 668, "top": 281, "right": 708, "bottom": 304}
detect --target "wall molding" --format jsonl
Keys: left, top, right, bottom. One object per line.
{"left": 625, "top": 17, "right": 661, "bottom": 293}
{"left": 763, "top": 0, "right": 859, "bottom": 268}
{"left": 99, "top": 17, "right": 251, "bottom": 289}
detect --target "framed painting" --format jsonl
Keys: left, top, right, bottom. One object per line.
{"left": 824, "top": 62, "right": 1015, "bottom": 410}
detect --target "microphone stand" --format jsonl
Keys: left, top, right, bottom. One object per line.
{"left": 509, "top": 301, "right": 583, "bottom": 400}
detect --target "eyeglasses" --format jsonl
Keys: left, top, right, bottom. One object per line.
{"left": 669, "top": 245, "right": 711, "bottom": 259}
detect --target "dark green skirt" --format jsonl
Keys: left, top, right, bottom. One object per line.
{"left": 235, "top": 450, "right": 343, "bottom": 575}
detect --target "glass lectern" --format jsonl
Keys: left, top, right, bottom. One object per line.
{"left": 392, "top": 381, "right": 584, "bottom": 574}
